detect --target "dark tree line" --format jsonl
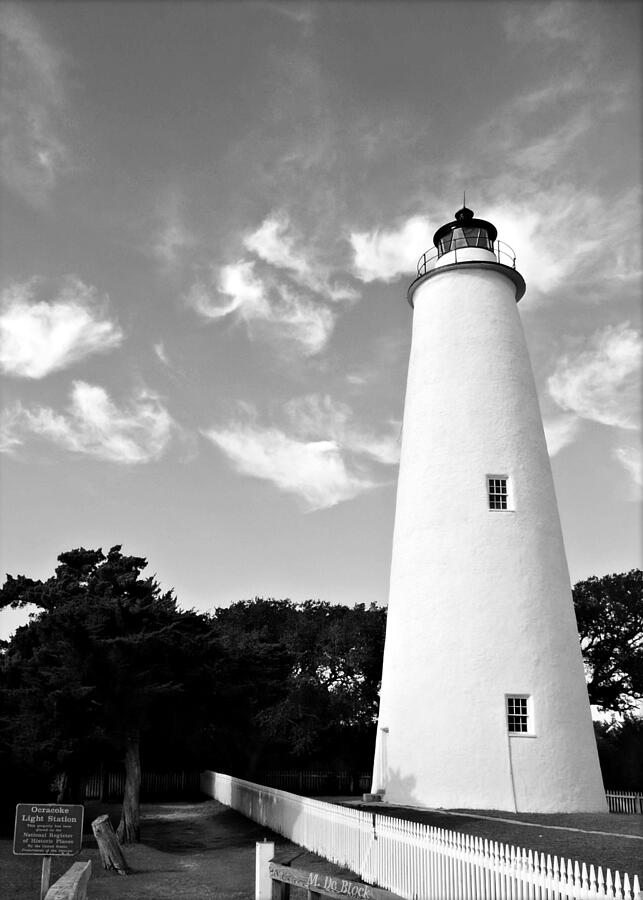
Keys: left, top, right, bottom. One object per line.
{"left": 0, "top": 547, "right": 386, "bottom": 840}
{"left": 0, "top": 549, "right": 640, "bottom": 843}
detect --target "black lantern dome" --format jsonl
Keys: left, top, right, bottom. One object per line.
{"left": 433, "top": 206, "right": 497, "bottom": 258}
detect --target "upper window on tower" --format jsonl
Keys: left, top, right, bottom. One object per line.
{"left": 487, "top": 476, "right": 508, "bottom": 510}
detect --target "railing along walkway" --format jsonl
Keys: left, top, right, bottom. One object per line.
{"left": 201, "top": 771, "right": 641, "bottom": 900}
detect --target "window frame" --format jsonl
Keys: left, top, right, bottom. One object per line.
{"left": 506, "top": 694, "right": 535, "bottom": 737}
{"left": 487, "top": 474, "right": 513, "bottom": 511}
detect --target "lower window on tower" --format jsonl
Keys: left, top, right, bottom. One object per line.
{"left": 487, "top": 475, "right": 509, "bottom": 510}
{"left": 506, "top": 695, "right": 531, "bottom": 733}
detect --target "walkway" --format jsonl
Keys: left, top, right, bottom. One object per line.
{"left": 2, "top": 800, "right": 362, "bottom": 900}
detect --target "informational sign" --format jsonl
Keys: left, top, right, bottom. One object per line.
{"left": 13, "top": 804, "right": 84, "bottom": 856}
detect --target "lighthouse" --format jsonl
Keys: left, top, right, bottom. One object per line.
{"left": 371, "top": 206, "right": 606, "bottom": 813}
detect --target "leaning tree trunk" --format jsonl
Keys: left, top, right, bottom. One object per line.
{"left": 92, "top": 815, "right": 130, "bottom": 874}
{"left": 116, "top": 734, "right": 141, "bottom": 844}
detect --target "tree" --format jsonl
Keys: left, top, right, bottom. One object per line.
{"left": 573, "top": 569, "right": 643, "bottom": 713}
{"left": 210, "top": 599, "right": 300, "bottom": 774}
{"left": 594, "top": 716, "right": 643, "bottom": 790}
{"left": 0, "top": 546, "right": 216, "bottom": 843}
{"left": 259, "top": 601, "right": 387, "bottom": 767}
{"left": 212, "top": 599, "right": 387, "bottom": 773}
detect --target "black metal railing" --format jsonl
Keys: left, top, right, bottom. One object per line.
{"left": 416, "top": 239, "right": 517, "bottom": 277}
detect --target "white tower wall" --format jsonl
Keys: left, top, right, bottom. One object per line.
{"left": 373, "top": 262, "right": 606, "bottom": 812}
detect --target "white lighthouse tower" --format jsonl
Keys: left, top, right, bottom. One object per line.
{"left": 371, "top": 206, "right": 606, "bottom": 813}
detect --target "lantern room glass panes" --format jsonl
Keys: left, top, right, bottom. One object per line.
{"left": 437, "top": 226, "right": 494, "bottom": 257}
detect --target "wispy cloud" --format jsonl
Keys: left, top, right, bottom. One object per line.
{"left": 3, "top": 382, "right": 174, "bottom": 464}
{"left": 542, "top": 413, "right": 583, "bottom": 457}
{"left": 267, "top": 2, "right": 317, "bottom": 31}
{"left": 243, "top": 213, "right": 358, "bottom": 302}
{"left": 284, "top": 394, "right": 400, "bottom": 465}
{"left": 547, "top": 323, "right": 641, "bottom": 430}
{"left": 185, "top": 260, "right": 336, "bottom": 355}
{"left": 204, "top": 423, "right": 373, "bottom": 511}
{"left": 612, "top": 442, "right": 642, "bottom": 496}
{"left": 0, "top": 406, "right": 24, "bottom": 454}
{"left": 203, "top": 394, "right": 398, "bottom": 510}
{"left": 244, "top": 213, "right": 311, "bottom": 282}
{"left": 153, "top": 341, "right": 170, "bottom": 367}
{"left": 0, "top": 276, "right": 123, "bottom": 378}
{"left": 0, "top": 3, "right": 72, "bottom": 204}
{"left": 503, "top": 2, "right": 587, "bottom": 47}
{"left": 350, "top": 217, "right": 433, "bottom": 283}
{"left": 151, "top": 191, "right": 194, "bottom": 269}
{"left": 484, "top": 187, "right": 641, "bottom": 299}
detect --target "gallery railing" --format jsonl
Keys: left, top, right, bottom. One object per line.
{"left": 416, "top": 239, "right": 517, "bottom": 277}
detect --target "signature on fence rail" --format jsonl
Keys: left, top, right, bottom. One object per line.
{"left": 268, "top": 861, "right": 399, "bottom": 900}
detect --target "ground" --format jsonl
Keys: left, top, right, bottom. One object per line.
{"left": 1, "top": 800, "right": 359, "bottom": 900}
{"left": 1, "top": 798, "right": 641, "bottom": 898}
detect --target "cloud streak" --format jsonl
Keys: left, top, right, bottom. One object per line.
{"left": 203, "top": 394, "right": 399, "bottom": 510}
{"left": 186, "top": 260, "right": 336, "bottom": 356}
{"left": 350, "top": 217, "right": 433, "bottom": 284}
{"left": 151, "top": 190, "right": 195, "bottom": 269}
{"left": 613, "top": 443, "right": 642, "bottom": 495}
{"left": 0, "top": 277, "right": 124, "bottom": 378}
{"left": 2, "top": 382, "right": 174, "bottom": 464}
{"left": 542, "top": 414, "right": 583, "bottom": 457}
{"left": 243, "top": 213, "right": 359, "bottom": 301}
{"left": 204, "top": 423, "right": 373, "bottom": 511}
{"left": 0, "top": 3, "right": 72, "bottom": 203}
{"left": 548, "top": 323, "right": 641, "bottom": 431}
{"left": 284, "top": 394, "right": 400, "bottom": 465}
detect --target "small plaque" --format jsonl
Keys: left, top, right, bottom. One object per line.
{"left": 13, "top": 804, "right": 84, "bottom": 856}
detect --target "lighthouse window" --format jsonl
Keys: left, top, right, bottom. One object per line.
{"left": 487, "top": 476, "right": 508, "bottom": 510}
{"left": 438, "top": 227, "right": 493, "bottom": 256}
{"left": 507, "top": 696, "right": 530, "bottom": 733}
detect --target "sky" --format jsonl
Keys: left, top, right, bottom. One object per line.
{"left": 0, "top": 0, "right": 641, "bottom": 640}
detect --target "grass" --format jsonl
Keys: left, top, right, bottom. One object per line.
{"left": 342, "top": 800, "right": 643, "bottom": 879}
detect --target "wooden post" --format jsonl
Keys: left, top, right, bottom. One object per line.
{"left": 255, "top": 840, "right": 274, "bottom": 900}
{"left": 40, "top": 856, "right": 51, "bottom": 900}
{"left": 272, "top": 880, "right": 289, "bottom": 900}
{"left": 91, "top": 815, "right": 130, "bottom": 875}
{"left": 272, "top": 859, "right": 289, "bottom": 900}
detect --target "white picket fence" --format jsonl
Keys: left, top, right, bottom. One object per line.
{"left": 606, "top": 791, "right": 643, "bottom": 815}
{"left": 201, "top": 771, "right": 641, "bottom": 900}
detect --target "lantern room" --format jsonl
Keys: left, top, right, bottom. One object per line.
{"left": 433, "top": 205, "right": 497, "bottom": 257}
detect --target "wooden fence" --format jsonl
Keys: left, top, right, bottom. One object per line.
{"left": 606, "top": 791, "right": 643, "bottom": 814}
{"left": 201, "top": 771, "right": 641, "bottom": 900}
{"left": 81, "top": 770, "right": 201, "bottom": 801}
{"left": 256, "top": 770, "right": 371, "bottom": 795}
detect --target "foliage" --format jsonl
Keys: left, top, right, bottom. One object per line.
{"left": 5, "top": 547, "right": 641, "bottom": 828}
{"left": 211, "top": 599, "right": 387, "bottom": 773}
{"left": 594, "top": 717, "right": 643, "bottom": 791}
{"left": 0, "top": 546, "right": 217, "bottom": 841}
{"left": 573, "top": 569, "right": 643, "bottom": 713}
